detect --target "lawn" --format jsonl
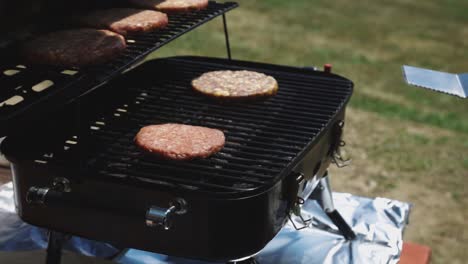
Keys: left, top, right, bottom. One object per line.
{"left": 152, "top": 1, "right": 468, "bottom": 263}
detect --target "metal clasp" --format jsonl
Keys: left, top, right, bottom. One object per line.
{"left": 331, "top": 121, "right": 351, "bottom": 168}
{"left": 288, "top": 197, "right": 313, "bottom": 230}
{"left": 146, "top": 198, "right": 187, "bottom": 230}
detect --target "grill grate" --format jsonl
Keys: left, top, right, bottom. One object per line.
{"left": 0, "top": 1, "right": 238, "bottom": 136}
{"left": 4, "top": 57, "right": 353, "bottom": 196}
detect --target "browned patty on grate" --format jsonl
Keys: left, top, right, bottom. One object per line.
{"left": 191, "top": 70, "right": 279, "bottom": 100}
{"left": 76, "top": 8, "right": 168, "bottom": 36}
{"left": 135, "top": 124, "right": 225, "bottom": 160}
{"left": 129, "top": 0, "right": 209, "bottom": 13}
{"left": 21, "top": 29, "right": 126, "bottom": 67}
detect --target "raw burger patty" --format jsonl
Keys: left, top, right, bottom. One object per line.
{"left": 135, "top": 124, "right": 225, "bottom": 160}
{"left": 129, "top": 0, "right": 209, "bottom": 13}
{"left": 22, "top": 29, "right": 126, "bottom": 67}
{"left": 192, "top": 70, "right": 279, "bottom": 99}
{"left": 76, "top": 8, "right": 168, "bottom": 35}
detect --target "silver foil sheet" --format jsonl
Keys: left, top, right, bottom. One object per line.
{"left": 0, "top": 182, "right": 411, "bottom": 263}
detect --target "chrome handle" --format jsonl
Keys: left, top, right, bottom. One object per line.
{"left": 145, "top": 198, "right": 187, "bottom": 230}
{"left": 26, "top": 187, "right": 50, "bottom": 205}
{"left": 26, "top": 178, "right": 71, "bottom": 205}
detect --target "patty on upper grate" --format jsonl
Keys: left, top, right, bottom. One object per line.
{"left": 76, "top": 8, "right": 168, "bottom": 36}
{"left": 191, "top": 70, "right": 279, "bottom": 100}
{"left": 21, "top": 29, "right": 126, "bottom": 67}
{"left": 129, "top": 0, "right": 209, "bottom": 13}
{"left": 135, "top": 124, "right": 225, "bottom": 160}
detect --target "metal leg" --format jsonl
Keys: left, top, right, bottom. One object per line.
{"left": 222, "top": 13, "right": 232, "bottom": 60}
{"left": 45, "top": 231, "right": 66, "bottom": 264}
{"left": 312, "top": 172, "right": 356, "bottom": 240}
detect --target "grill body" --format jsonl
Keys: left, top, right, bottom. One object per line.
{"left": 2, "top": 56, "right": 353, "bottom": 261}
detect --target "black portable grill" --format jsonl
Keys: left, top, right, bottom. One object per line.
{"left": 0, "top": 1, "right": 355, "bottom": 263}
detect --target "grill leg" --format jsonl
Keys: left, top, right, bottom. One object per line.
{"left": 312, "top": 172, "right": 356, "bottom": 240}
{"left": 45, "top": 231, "right": 65, "bottom": 264}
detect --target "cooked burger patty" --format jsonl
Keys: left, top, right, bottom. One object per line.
{"left": 76, "top": 8, "right": 168, "bottom": 36}
{"left": 192, "top": 70, "right": 279, "bottom": 99}
{"left": 135, "top": 124, "right": 225, "bottom": 160}
{"left": 129, "top": 0, "right": 209, "bottom": 13}
{"left": 22, "top": 29, "right": 126, "bottom": 67}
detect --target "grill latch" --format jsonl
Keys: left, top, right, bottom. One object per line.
{"left": 145, "top": 198, "right": 188, "bottom": 230}
{"left": 331, "top": 121, "right": 351, "bottom": 168}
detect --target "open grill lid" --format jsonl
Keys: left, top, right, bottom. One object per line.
{"left": 0, "top": 1, "right": 238, "bottom": 137}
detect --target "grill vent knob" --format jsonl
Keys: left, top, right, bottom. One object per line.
{"left": 146, "top": 198, "right": 187, "bottom": 230}
{"left": 52, "top": 177, "right": 71, "bottom": 193}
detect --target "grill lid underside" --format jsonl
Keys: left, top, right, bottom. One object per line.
{"left": 0, "top": 1, "right": 238, "bottom": 137}
{"left": 2, "top": 56, "right": 353, "bottom": 197}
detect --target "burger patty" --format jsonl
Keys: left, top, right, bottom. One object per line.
{"left": 129, "top": 0, "right": 209, "bottom": 13}
{"left": 192, "top": 70, "right": 279, "bottom": 99}
{"left": 22, "top": 29, "right": 126, "bottom": 67}
{"left": 135, "top": 124, "right": 225, "bottom": 160}
{"left": 76, "top": 8, "right": 168, "bottom": 36}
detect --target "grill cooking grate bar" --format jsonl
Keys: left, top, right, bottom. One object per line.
{"left": 5, "top": 57, "right": 353, "bottom": 195}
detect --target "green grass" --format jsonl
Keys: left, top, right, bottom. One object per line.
{"left": 352, "top": 95, "right": 468, "bottom": 133}
{"left": 155, "top": 0, "right": 468, "bottom": 129}
{"left": 151, "top": 1, "right": 468, "bottom": 263}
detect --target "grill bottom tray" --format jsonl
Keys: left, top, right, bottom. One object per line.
{"left": 1, "top": 56, "right": 353, "bottom": 261}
